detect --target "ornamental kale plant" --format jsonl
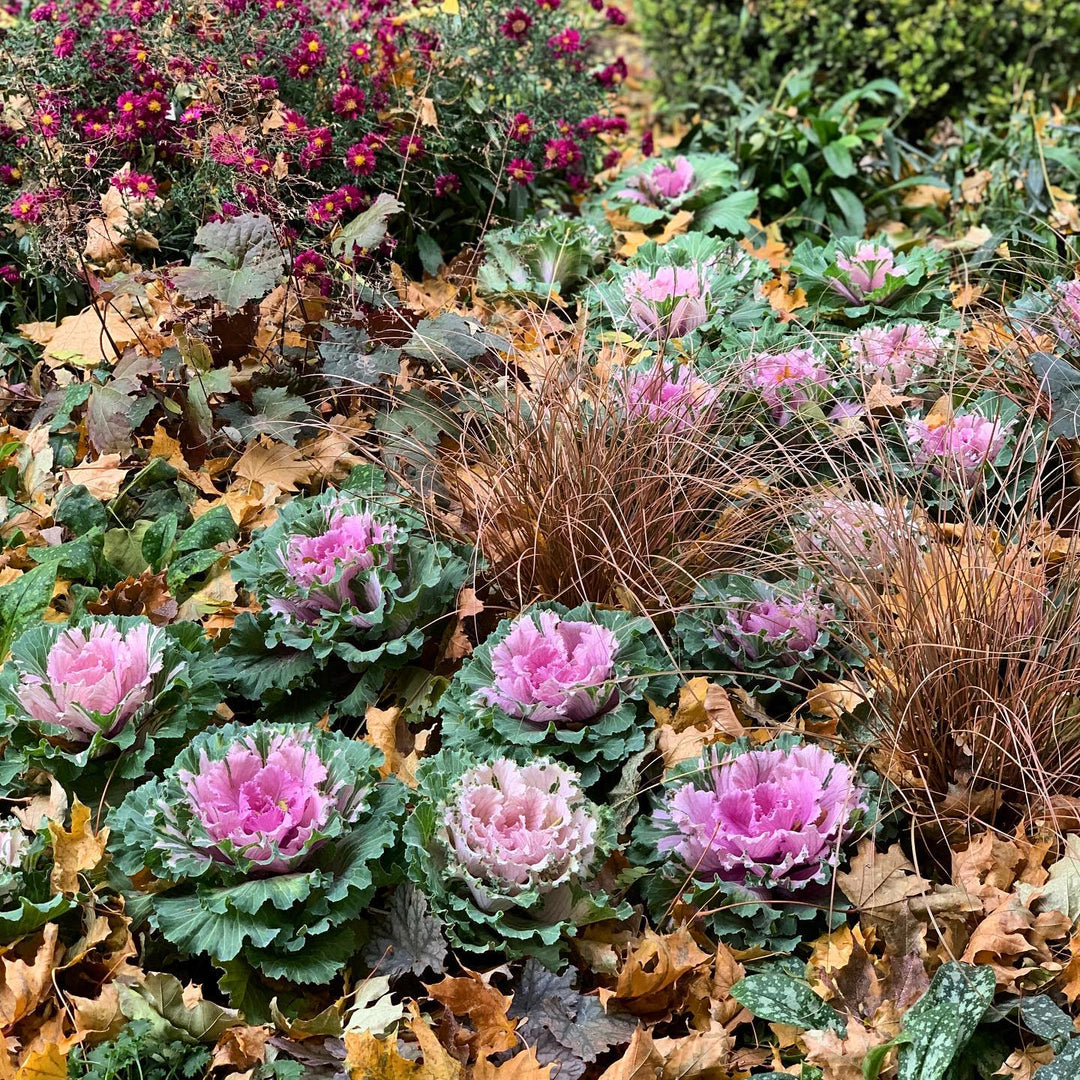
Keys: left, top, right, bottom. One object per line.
{"left": 109, "top": 721, "right": 403, "bottom": 1016}
{"left": 632, "top": 738, "right": 865, "bottom": 948}
{"left": 439, "top": 604, "right": 676, "bottom": 788}
{"left": 0, "top": 616, "right": 220, "bottom": 801}
{"left": 476, "top": 217, "right": 610, "bottom": 301}
{"left": 790, "top": 236, "right": 950, "bottom": 323}
{"left": 599, "top": 153, "right": 757, "bottom": 238}
{"left": 225, "top": 483, "right": 468, "bottom": 716}
{"left": 675, "top": 573, "right": 839, "bottom": 694}
{"left": 404, "top": 751, "right": 626, "bottom": 966}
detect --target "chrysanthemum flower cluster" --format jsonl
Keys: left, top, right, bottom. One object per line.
{"left": 440, "top": 603, "right": 675, "bottom": 786}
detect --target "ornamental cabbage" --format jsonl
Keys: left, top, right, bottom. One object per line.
{"left": 225, "top": 478, "right": 468, "bottom": 715}
{"left": 405, "top": 751, "right": 626, "bottom": 966}
{"left": 906, "top": 410, "right": 1011, "bottom": 484}
{"left": 109, "top": 721, "right": 402, "bottom": 1015}
{"left": 440, "top": 603, "right": 676, "bottom": 787}
{"left": 632, "top": 738, "right": 865, "bottom": 948}
{"left": 675, "top": 574, "right": 838, "bottom": 692}
{"left": 0, "top": 616, "right": 220, "bottom": 800}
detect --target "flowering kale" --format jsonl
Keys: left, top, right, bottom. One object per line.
{"left": 0, "top": 617, "right": 220, "bottom": 800}
{"left": 440, "top": 604, "right": 676, "bottom": 787}
{"left": 109, "top": 721, "right": 402, "bottom": 1013}
{"left": 0, "top": 816, "right": 69, "bottom": 942}
{"left": 846, "top": 322, "right": 943, "bottom": 390}
{"left": 622, "top": 265, "right": 710, "bottom": 341}
{"left": 743, "top": 347, "right": 830, "bottom": 425}
{"left": 605, "top": 153, "right": 756, "bottom": 237}
{"left": 675, "top": 574, "right": 838, "bottom": 691}
{"left": 476, "top": 216, "right": 609, "bottom": 301}
{"left": 632, "top": 738, "right": 864, "bottom": 948}
{"left": 790, "top": 236, "right": 949, "bottom": 323}
{"left": 225, "top": 482, "right": 468, "bottom": 715}
{"left": 795, "top": 495, "right": 920, "bottom": 581}
{"left": 617, "top": 362, "right": 720, "bottom": 429}
{"left": 405, "top": 751, "right": 625, "bottom": 966}
{"left": 590, "top": 232, "right": 768, "bottom": 351}
{"left": 906, "top": 410, "right": 1011, "bottom": 485}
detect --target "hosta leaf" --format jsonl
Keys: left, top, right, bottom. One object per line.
{"left": 731, "top": 973, "right": 844, "bottom": 1034}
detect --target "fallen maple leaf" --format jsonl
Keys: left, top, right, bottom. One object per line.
{"left": 48, "top": 800, "right": 109, "bottom": 895}
{"left": 233, "top": 436, "right": 315, "bottom": 493}
{"left": 426, "top": 970, "right": 517, "bottom": 1057}
{"left": 61, "top": 453, "right": 129, "bottom": 501}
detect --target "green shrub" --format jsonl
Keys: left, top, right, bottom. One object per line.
{"left": 636, "top": 0, "right": 1080, "bottom": 131}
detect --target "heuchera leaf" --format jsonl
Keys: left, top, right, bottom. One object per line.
{"left": 171, "top": 213, "right": 285, "bottom": 310}
{"left": 363, "top": 884, "right": 449, "bottom": 977}
{"left": 896, "top": 962, "right": 995, "bottom": 1080}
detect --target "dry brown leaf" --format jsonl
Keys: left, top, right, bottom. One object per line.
{"left": 738, "top": 219, "right": 788, "bottom": 269}
{"left": 61, "top": 454, "right": 129, "bottom": 500}
{"left": 800, "top": 1020, "right": 889, "bottom": 1080}
{"left": 902, "top": 184, "right": 951, "bottom": 210}
{"left": 595, "top": 1027, "right": 661, "bottom": 1080}
{"left": 761, "top": 273, "right": 807, "bottom": 322}
{"left": 604, "top": 926, "right": 711, "bottom": 1020}
{"left": 961, "top": 894, "right": 1070, "bottom": 990}
{"left": 39, "top": 298, "right": 152, "bottom": 368}
{"left": 12, "top": 1043, "right": 68, "bottom": 1080}
{"left": 87, "top": 570, "right": 179, "bottom": 625}
{"left": 49, "top": 800, "right": 109, "bottom": 895}
{"left": 425, "top": 971, "right": 517, "bottom": 1057}
{"left": 211, "top": 1026, "right": 270, "bottom": 1070}
{"left": 364, "top": 704, "right": 422, "bottom": 787}
{"left": 407, "top": 1001, "right": 465, "bottom": 1080}
{"left": 995, "top": 1046, "right": 1056, "bottom": 1080}
{"left": 960, "top": 170, "right": 993, "bottom": 205}
{"left": 0, "top": 924, "right": 59, "bottom": 1029}
{"left": 473, "top": 1048, "right": 551, "bottom": 1080}
{"left": 233, "top": 437, "right": 315, "bottom": 493}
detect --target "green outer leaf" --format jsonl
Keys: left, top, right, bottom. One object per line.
{"left": 0, "top": 894, "right": 73, "bottom": 942}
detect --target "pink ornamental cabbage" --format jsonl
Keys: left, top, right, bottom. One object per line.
{"left": 17, "top": 622, "right": 164, "bottom": 742}
{"left": 619, "top": 156, "right": 695, "bottom": 207}
{"left": 906, "top": 411, "right": 1009, "bottom": 482}
{"left": 656, "top": 744, "right": 863, "bottom": 887}
{"left": 621, "top": 363, "right": 718, "bottom": 427}
{"left": 848, "top": 323, "right": 939, "bottom": 388}
{"left": 481, "top": 610, "right": 619, "bottom": 726}
{"left": 443, "top": 758, "right": 599, "bottom": 908}
{"left": 1052, "top": 279, "right": 1080, "bottom": 348}
{"left": 623, "top": 265, "right": 709, "bottom": 340}
{"left": 0, "top": 821, "right": 27, "bottom": 869}
{"left": 829, "top": 243, "right": 903, "bottom": 304}
{"left": 179, "top": 730, "right": 337, "bottom": 873}
{"left": 745, "top": 348, "right": 829, "bottom": 424}
{"left": 725, "top": 589, "right": 834, "bottom": 662}
{"left": 272, "top": 506, "right": 397, "bottom": 624}
{"left": 795, "top": 496, "right": 908, "bottom": 578}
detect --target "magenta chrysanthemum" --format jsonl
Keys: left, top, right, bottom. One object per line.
{"left": 481, "top": 610, "right": 619, "bottom": 725}
{"left": 623, "top": 265, "right": 708, "bottom": 339}
{"left": 442, "top": 757, "right": 599, "bottom": 907}
{"left": 906, "top": 411, "right": 1010, "bottom": 481}
{"left": 179, "top": 730, "right": 337, "bottom": 874}
{"left": 655, "top": 743, "right": 863, "bottom": 888}
{"left": 17, "top": 621, "right": 163, "bottom": 742}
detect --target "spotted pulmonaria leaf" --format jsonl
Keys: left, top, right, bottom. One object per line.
{"left": 896, "top": 962, "right": 995, "bottom": 1080}
{"left": 730, "top": 973, "right": 844, "bottom": 1034}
